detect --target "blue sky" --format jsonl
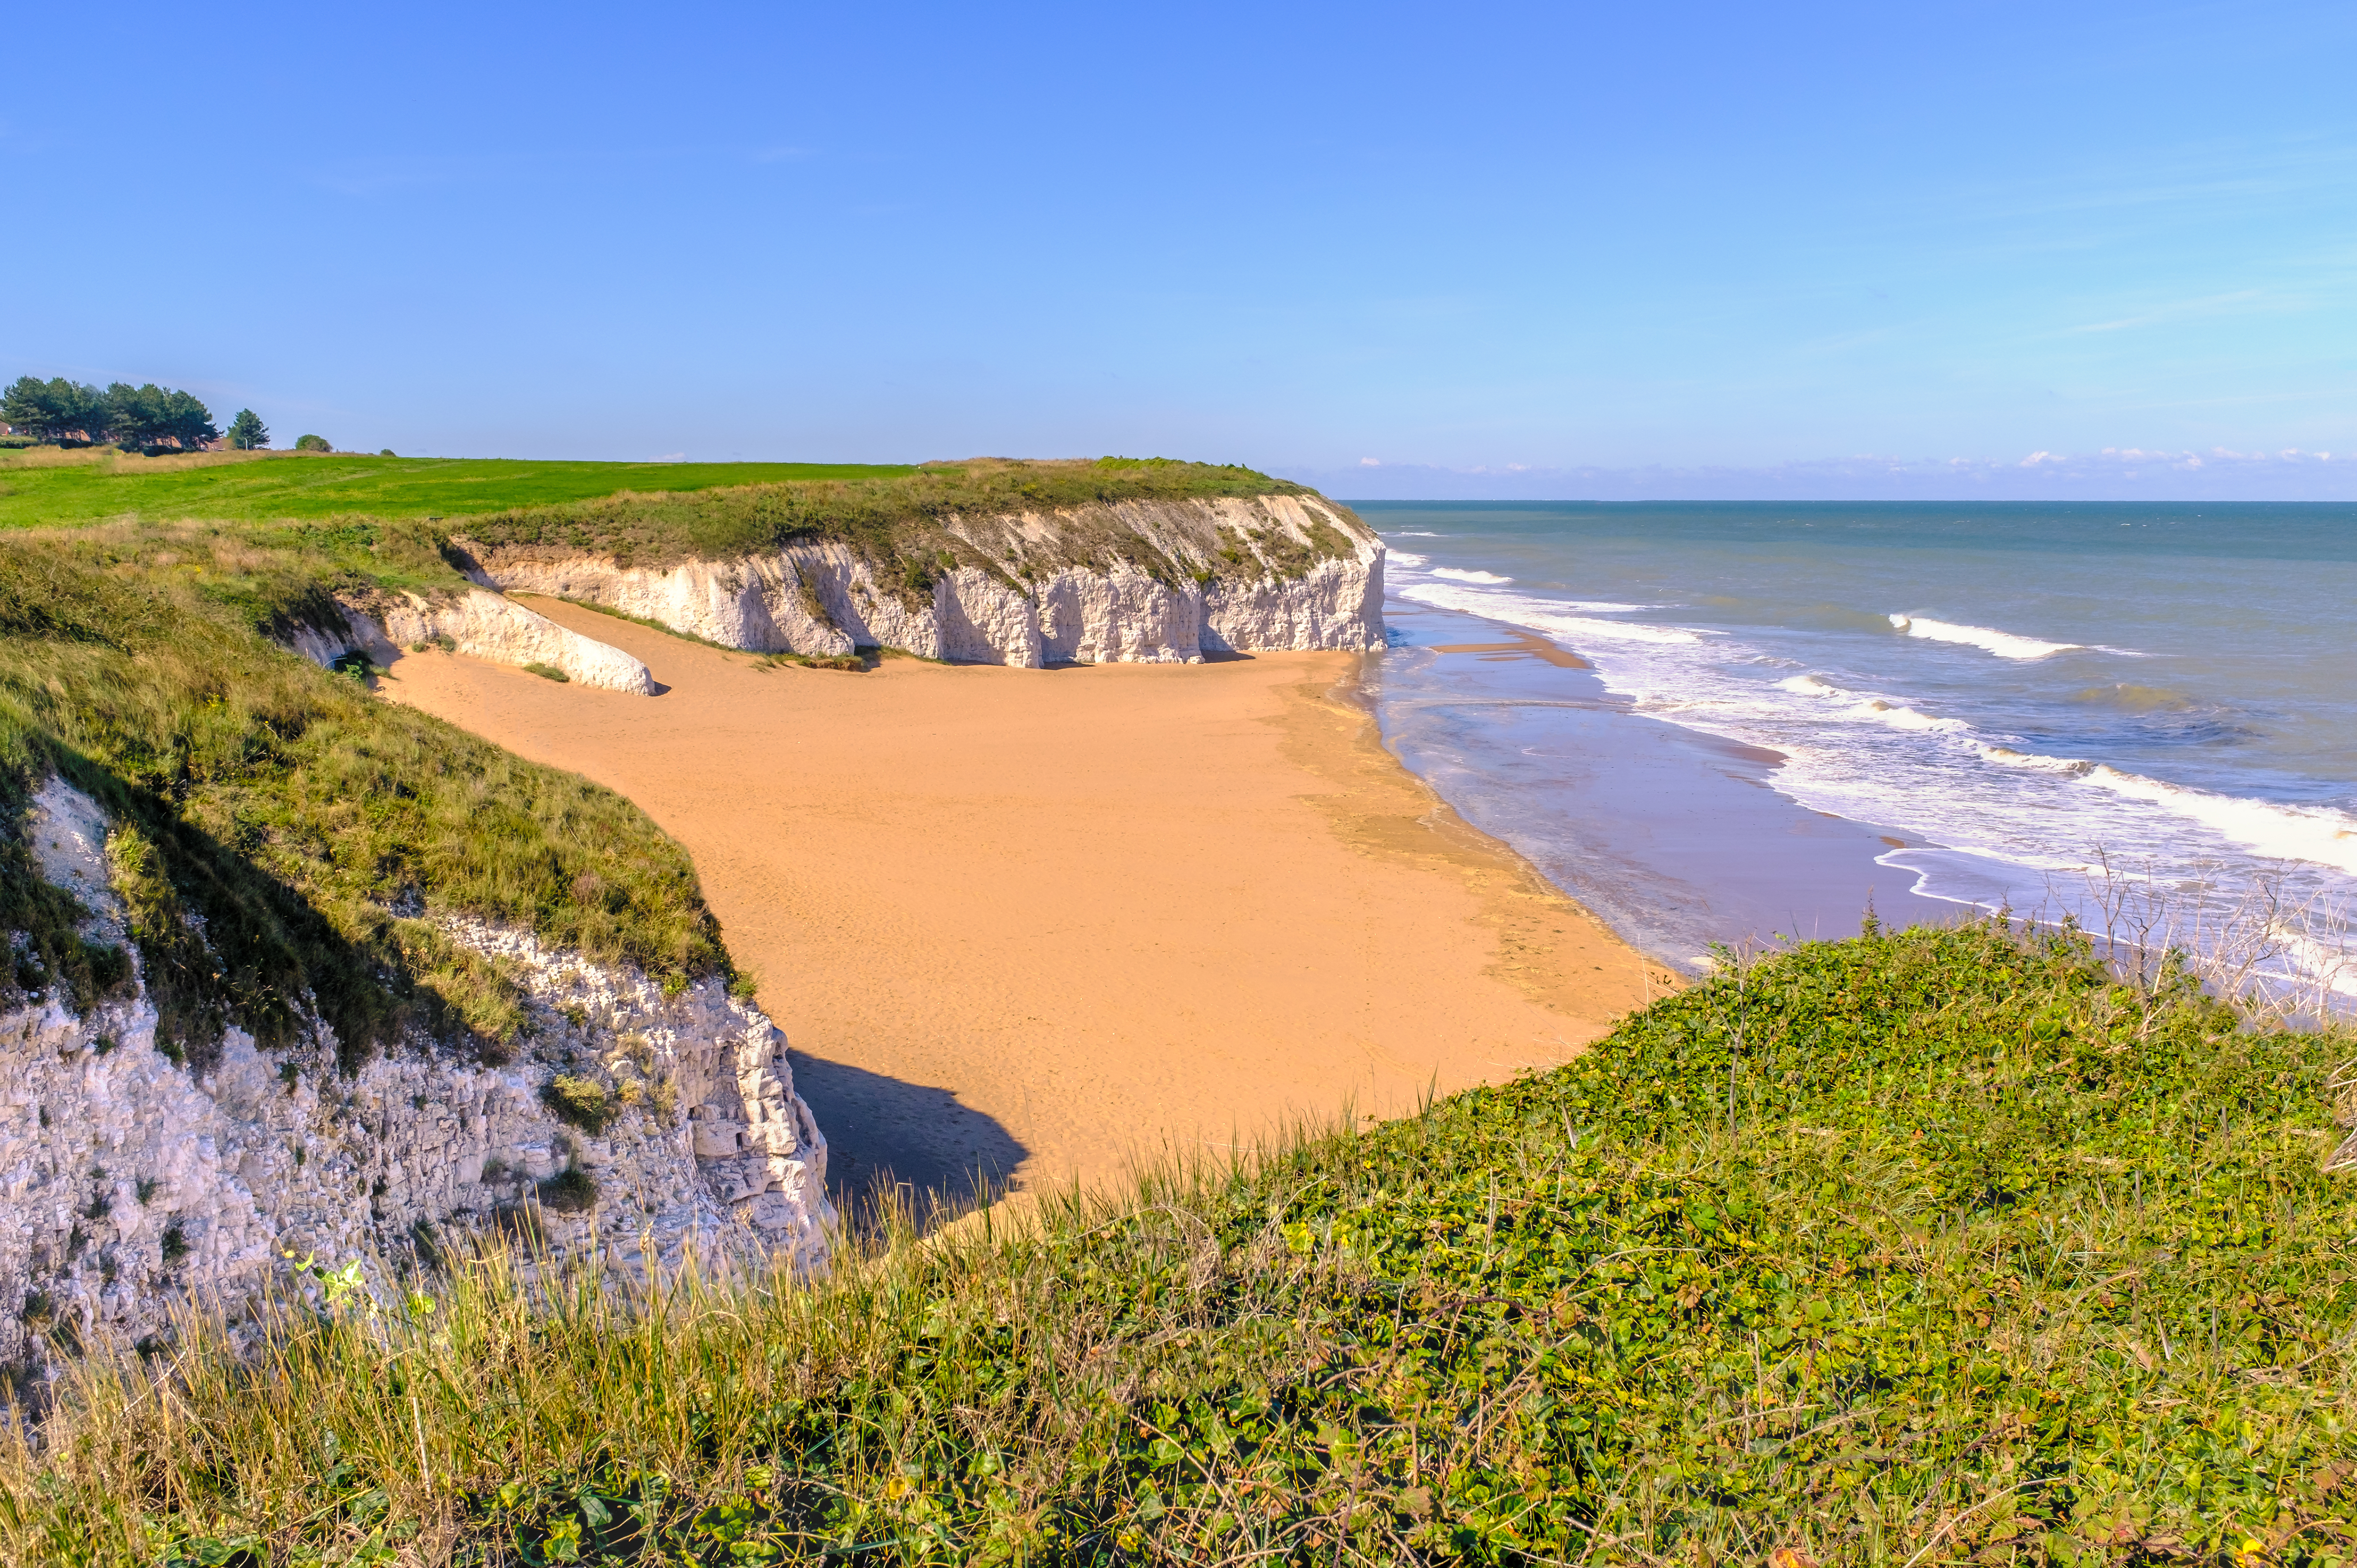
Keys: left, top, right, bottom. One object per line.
{"left": 5, "top": 0, "right": 2353, "bottom": 497}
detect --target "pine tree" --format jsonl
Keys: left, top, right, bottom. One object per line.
{"left": 1, "top": 376, "right": 105, "bottom": 444}
{"left": 226, "top": 409, "right": 269, "bottom": 450}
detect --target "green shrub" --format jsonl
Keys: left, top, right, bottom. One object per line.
{"left": 539, "top": 1073, "right": 613, "bottom": 1134}
{"left": 537, "top": 1166, "right": 598, "bottom": 1213}
{"left": 520, "top": 662, "right": 570, "bottom": 683}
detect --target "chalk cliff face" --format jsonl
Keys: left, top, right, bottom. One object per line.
{"left": 287, "top": 589, "right": 656, "bottom": 693}
{"left": 1, "top": 779, "right": 830, "bottom": 1371}
{"left": 447, "top": 493, "right": 1386, "bottom": 667}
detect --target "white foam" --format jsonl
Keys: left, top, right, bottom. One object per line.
{"left": 2081, "top": 766, "right": 2357, "bottom": 874}
{"left": 1845, "top": 699, "right": 1966, "bottom": 733}
{"left": 1387, "top": 551, "right": 1429, "bottom": 568}
{"left": 2270, "top": 929, "right": 2357, "bottom": 1000}
{"left": 1889, "top": 613, "right": 2081, "bottom": 660}
{"left": 1397, "top": 582, "right": 1704, "bottom": 644}
{"left": 1773, "top": 673, "right": 1960, "bottom": 731}
{"left": 1430, "top": 567, "right": 1514, "bottom": 584}
{"left": 1980, "top": 746, "right": 2094, "bottom": 776}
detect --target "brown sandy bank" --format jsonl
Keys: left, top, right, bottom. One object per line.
{"left": 379, "top": 602, "right": 1662, "bottom": 1211}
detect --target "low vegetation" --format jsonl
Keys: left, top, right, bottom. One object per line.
{"left": 0, "top": 450, "right": 918, "bottom": 530}
{"left": 0, "top": 520, "right": 730, "bottom": 1067}
{"left": 452, "top": 456, "right": 1310, "bottom": 573}
{"left": 8, "top": 920, "right": 2351, "bottom": 1564}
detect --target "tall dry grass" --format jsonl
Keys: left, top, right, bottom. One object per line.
{"left": 0, "top": 446, "right": 288, "bottom": 473}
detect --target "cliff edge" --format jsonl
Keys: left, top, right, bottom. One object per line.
{"left": 446, "top": 460, "right": 1387, "bottom": 666}
{"left": 0, "top": 527, "right": 834, "bottom": 1377}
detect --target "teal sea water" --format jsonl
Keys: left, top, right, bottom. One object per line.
{"left": 1361, "top": 501, "right": 2357, "bottom": 992}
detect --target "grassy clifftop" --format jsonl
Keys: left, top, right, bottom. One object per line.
{"left": 0, "top": 449, "right": 916, "bottom": 529}
{"left": 0, "top": 451, "right": 1345, "bottom": 595}
{"left": 0, "top": 520, "right": 731, "bottom": 1069}
{"left": 451, "top": 456, "right": 1319, "bottom": 574}
{"left": 13, "top": 921, "right": 2353, "bottom": 1564}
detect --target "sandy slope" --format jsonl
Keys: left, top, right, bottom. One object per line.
{"left": 380, "top": 600, "right": 1662, "bottom": 1213}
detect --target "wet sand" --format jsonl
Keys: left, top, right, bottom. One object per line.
{"left": 1380, "top": 600, "right": 1961, "bottom": 969}
{"left": 380, "top": 602, "right": 1661, "bottom": 1212}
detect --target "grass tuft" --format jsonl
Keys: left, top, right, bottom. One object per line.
{"left": 539, "top": 1074, "right": 614, "bottom": 1134}
{"left": 536, "top": 1166, "right": 600, "bottom": 1214}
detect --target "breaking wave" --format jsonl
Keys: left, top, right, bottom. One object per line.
{"left": 1980, "top": 746, "right": 2094, "bottom": 776}
{"left": 1889, "top": 614, "right": 2081, "bottom": 660}
{"left": 2081, "top": 768, "right": 2357, "bottom": 876}
{"left": 1846, "top": 699, "right": 1965, "bottom": 733}
{"left": 1396, "top": 582, "right": 1704, "bottom": 645}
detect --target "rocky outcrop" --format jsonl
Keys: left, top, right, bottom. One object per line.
{"left": 0, "top": 778, "right": 830, "bottom": 1373}
{"left": 280, "top": 590, "right": 655, "bottom": 693}
{"left": 451, "top": 494, "right": 1386, "bottom": 668}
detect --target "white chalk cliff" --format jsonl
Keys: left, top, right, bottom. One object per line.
{"left": 448, "top": 493, "right": 1387, "bottom": 667}
{"left": 1, "top": 778, "right": 831, "bottom": 1371}
{"left": 283, "top": 589, "right": 655, "bottom": 693}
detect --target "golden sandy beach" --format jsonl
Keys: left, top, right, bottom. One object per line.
{"left": 382, "top": 601, "right": 1661, "bottom": 1210}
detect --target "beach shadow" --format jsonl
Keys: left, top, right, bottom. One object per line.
{"left": 786, "top": 1050, "right": 1027, "bottom": 1231}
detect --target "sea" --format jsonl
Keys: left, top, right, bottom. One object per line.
{"left": 1360, "top": 501, "right": 2357, "bottom": 997}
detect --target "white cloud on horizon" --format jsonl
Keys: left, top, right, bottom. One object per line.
{"left": 1287, "top": 447, "right": 2357, "bottom": 502}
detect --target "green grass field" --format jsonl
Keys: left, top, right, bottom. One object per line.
{"left": 0, "top": 451, "right": 919, "bottom": 528}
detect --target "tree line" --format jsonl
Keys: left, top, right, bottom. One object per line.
{"left": 0, "top": 376, "right": 272, "bottom": 452}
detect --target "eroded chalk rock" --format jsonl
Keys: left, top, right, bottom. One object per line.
{"left": 0, "top": 780, "right": 830, "bottom": 1373}
{"left": 448, "top": 493, "right": 1387, "bottom": 667}
{"left": 278, "top": 591, "right": 655, "bottom": 693}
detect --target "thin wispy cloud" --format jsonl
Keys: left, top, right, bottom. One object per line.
{"left": 2068, "top": 288, "right": 2269, "bottom": 333}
